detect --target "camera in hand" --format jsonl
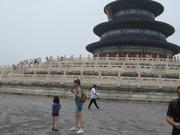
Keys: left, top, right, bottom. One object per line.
{"left": 71, "top": 87, "right": 74, "bottom": 93}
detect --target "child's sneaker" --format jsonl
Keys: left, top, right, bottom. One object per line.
{"left": 69, "top": 126, "right": 79, "bottom": 131}
{"left": 76, "top": 128, "right": 84, "bottom": 134}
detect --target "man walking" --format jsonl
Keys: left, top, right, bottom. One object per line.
{"left": 88, "top": 85, "right": 99, "bottom": 109}
{"left": 166, "top": 85, "right": 180, "bottom": 135}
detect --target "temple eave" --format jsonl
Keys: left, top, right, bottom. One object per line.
{"left": 86, "top": 40, "right": 180, "bottom": 55}
{"left": 94, "top": 20, "right": 175, "bottom": 37}
{"left": 104, "top": 0, "right": 164, "bottom": 17}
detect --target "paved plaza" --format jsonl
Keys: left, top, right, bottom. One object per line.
{"left": 0, "top": 93, "right": 172, "bottom": 135}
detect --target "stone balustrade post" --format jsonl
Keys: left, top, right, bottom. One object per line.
{"left": 157, "top": 54, "right": 159, "bottom": 59}
{"left": 116, "top": 54, "right": 119, "bottom": 58}
{"left": 158, "top": 74, "right": 162, "bottom": 89}
{"left": 47, "top": 67, "right": 50, "bottom": 83}
{"left": 33, "top": 69, "right": 36, "bottom": 81}
{"left": 122, "top": 61, "right": 125, "bottom": 70}
{"left": 138, "top": 72, "right": 141, "bottom": 88}
{"left": 21, "top": 71, "right": 24, "bottom": 83}
{"left": 80, "top": 70, "right": 83, "bottom": 81}
{"left": 62, "top": 70, "right": 66, "bottom": 85}
{"left": 126, "top": 54, "right": 129, "bottom": 59}
{"left": 136, "top": 54, "right": 139, "bottom": 58}
{"left": 98, "top": 70, "right": 101, "bottom": 85}
{"left": 117, "top": 71, "right": 121, "bottom": 87}
{"left": 106, "top": 53, "right": 109, "bottom": 58}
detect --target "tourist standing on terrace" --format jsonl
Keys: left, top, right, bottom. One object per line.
{"left": 88, "top": 85, "right": 99, "bottom": 110}
{"left": 166, "top": 85, "right": 180, "bottom": 135}
{"left": 52, "top": 96, "right": 61, "bottom": 131}
{"left": 69, "top": 79, "right": 84, "bottom": 134}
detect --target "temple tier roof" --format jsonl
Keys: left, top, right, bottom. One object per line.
{"left": 86, "top": 39, "right": 180, "bottom": 55}
{"left": 104, "top": 0, "right": 164, "bottom": 17}
{"left": 93, "top": 19, "right": 175, "bottom": 37}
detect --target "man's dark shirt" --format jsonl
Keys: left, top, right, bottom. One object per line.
{"left": 167, "top": 99, "right": 180, "bottom": 134}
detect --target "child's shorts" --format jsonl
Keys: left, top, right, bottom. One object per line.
{"left": 52, "top": 111, "right": 59, "bottom": 116}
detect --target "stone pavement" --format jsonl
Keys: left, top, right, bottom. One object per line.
{"left": 0, "top": 94, "right": 172, "bottom": 135}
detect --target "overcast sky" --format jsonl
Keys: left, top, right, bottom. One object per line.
{"left": 0, "top": 0, "right": 180, "bottom": 65}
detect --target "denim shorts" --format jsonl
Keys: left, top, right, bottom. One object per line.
{"left": 75, "top": 102, "right": 83, "bottom": 112}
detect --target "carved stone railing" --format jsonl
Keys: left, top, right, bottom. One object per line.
{"left": 0, "top": 56, "right": 180, "bottom": 91}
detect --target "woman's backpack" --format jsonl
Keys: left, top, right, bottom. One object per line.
{"left": 80, "top": 93, "right": 87, "bottom": 103}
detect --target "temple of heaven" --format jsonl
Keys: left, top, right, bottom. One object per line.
{"left": 86, "top": 0, "right": 180, "bottom": 58}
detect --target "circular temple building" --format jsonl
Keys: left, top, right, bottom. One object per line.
{"left": 0, "top": 0, "right": 180, "bottom": 102}
{"left": 86, "top": 0, "right": 180, "bottom": 58}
